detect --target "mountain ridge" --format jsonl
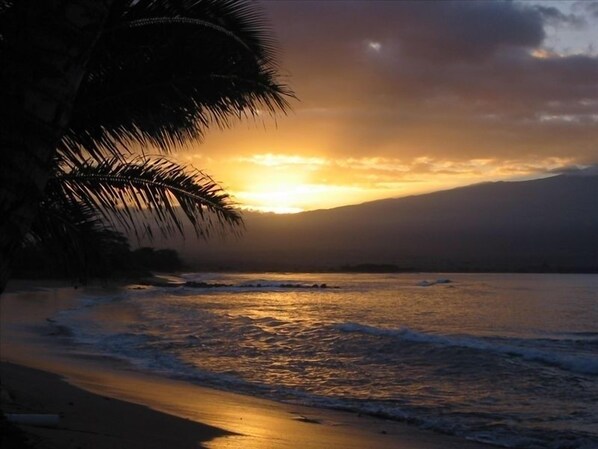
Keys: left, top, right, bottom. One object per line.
{"left": 162, "top": 174, "right": 598, "bottom": 273}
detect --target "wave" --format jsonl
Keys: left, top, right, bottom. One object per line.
{"left": 336, "top": 323, "right": 598, "bottom": 375}
{"left": 49, "top": 296, "right": 597, "bottom": 449}
{"left": 549, "top": 331, "right": 598, "bottom": 342}
{"left": 46, "top": 321, "right": 598, "bottom": 449}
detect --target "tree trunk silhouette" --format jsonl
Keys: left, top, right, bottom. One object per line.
{"left": 0, "top": 0, "right": 113, "bottom": 293}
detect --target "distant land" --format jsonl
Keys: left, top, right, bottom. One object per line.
{"left": 153, "top": 173, "right": 598, "bottom": 273}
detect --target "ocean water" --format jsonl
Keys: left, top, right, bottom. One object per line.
{"left": 54, "top": 273, "right": 598, "bottom": 448}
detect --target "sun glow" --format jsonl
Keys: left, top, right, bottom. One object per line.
{"left": 182, "top": 148, "right": 579, "bottom": 214}
{"left": 237, "top": 153, "right": 328, "bottom": 168}
{"left": 236, "top": 184, "right": 308, "bottom": 213}
{"left": 234, "top": 183, "right": 356, "bottom": 214}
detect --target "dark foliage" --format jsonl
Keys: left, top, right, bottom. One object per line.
{"left": 59, "top": 0, "right": 292, "bottom": 163}
{"left": 12, "top": 241, "right": 184, "bottom": 282}
{"left": 131, "top": 247, "right": 183, "bottom": 272}
{"left": 0, "top": 0, "right": 292, "bottom": 282}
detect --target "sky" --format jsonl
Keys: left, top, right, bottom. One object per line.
{"left": 178, "top": 0, "right": 598, "bottom": 213}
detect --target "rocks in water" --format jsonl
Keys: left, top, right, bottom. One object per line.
{"left": 417, "top": 279, "right": 452, "bottom": 287}
{"left": 138, "top": 280, "right": 184, "bottom": 288}
{"left": 138, "top": 279, "right": 339, "bottom": 290}
{"left": 239, "top": 283, "right": 338, "bottom": 289}
{"left": 184, "top": 281, "right": 231, "bottom": 288}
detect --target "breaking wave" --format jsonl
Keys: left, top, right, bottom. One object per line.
{"left": 336, "top": 322, "right": 598, "bottom": 375}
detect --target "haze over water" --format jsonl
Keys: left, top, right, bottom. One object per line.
{"left": 55, "top": 273, "right": 598, "bottom": 449}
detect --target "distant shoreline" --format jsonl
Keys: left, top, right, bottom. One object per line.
{"left": 185, "top": 267, "right": 598, "bottom": 275}
{"left": 7, "top": 266, "right": 598, "bottom": 288}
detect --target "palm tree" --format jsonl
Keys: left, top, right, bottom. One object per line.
{"left": 0, "top": 0, "right": 292, "bottom": 293}
{"left": 27, "top": 155, "right": 241, "bottom": 281}
{"left": 0, "top": 0, "right": 115, "bottom": 293}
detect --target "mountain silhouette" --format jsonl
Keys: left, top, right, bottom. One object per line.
{"left": 170, "top": 173, "right": 598, "bottom": 272}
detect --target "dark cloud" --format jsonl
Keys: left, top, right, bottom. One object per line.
{"left": 390, "top": 1, "right": 546, "bottom": 62}
{"left": 254, "top": 1, "right": 598, "bottom": 164}
{"left": 534, "top": 5, "right": 586, "bottom": 27}
{"left": 264, "top": 0, "right": 598, "bottom": 112}
{"left": 266, "top": 1, "right": 546, "bottom": 64}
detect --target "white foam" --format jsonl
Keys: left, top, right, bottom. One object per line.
{"left": 336, "top": 323, "right": 598, "bottom": 375}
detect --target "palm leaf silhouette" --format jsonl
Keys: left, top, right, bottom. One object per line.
{"left": 59, "top": 0, "right": 293, "bottom": 162}
{"left": 48, "top": 157, "right": 242, "bottom": 240}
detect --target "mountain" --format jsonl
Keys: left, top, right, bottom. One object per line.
{"left": 169, "top": 174, "right": 598, "bottom": 272}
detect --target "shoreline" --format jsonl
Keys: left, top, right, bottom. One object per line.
{"left": 0, "top": 362, "right": 228, "bottom": 449}
{"left": 1, "top": 282, "right": 497, "bottom": 449}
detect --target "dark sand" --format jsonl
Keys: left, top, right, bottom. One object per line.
{"left": 0, "top": 362, "right": 228, "bottom": 448}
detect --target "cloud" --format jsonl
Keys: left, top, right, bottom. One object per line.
{"left": 389, "top": 2, "right": 546, "bottom": 62}
{"left": 572, "top": 1, "right": 598, "bottom": 18}
{"left": 251, "top": 1, "right": 598, "bottom": 164}
{"left": 236, "top": 154, "right": 328, "bottom": 168}
{"left": 173, "top": 1, "right": 597, "bottom": 211}
{"left": 230, "top": 153, "right": 576, "bottom": 186}
{"left": 534, "top": 5, "right": 585, "bottom": 27}
{"left": 548, "top": 164, "right": 598, "bottom": 176}
{"left": 266, "top": 1, "right": 547, "bottom": 64}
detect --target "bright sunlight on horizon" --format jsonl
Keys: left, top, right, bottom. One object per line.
{"left": 177, "top": 0, "right": 597, "bottom": 213}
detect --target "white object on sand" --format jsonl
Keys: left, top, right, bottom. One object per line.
{"left": 5, "top": 413, "right": 60, "bottom": 427}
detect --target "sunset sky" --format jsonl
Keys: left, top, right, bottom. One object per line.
{"left": 178, "top": 0, "right": 598, "bottom": 213}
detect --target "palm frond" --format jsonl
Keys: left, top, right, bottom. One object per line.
{"left": 59, "top": 0, "right": 293, "bottom": 162}
{"left": 49, "top": 157, "right": 242, "bottom": 239}
{"left": 115, "top": 17, "right": 254, "bottom": 52}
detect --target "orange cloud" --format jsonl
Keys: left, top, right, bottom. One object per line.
{"left": 170, "top": 1, "right": 597, "bottom": 213}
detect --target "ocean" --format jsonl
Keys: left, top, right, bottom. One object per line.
{"left": 53, "top": 273, "right": 598, "bottom": 448}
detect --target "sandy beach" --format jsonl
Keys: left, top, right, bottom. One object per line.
{"left": 0, "top": 362, "right": 227, "bottom": 449}
{"left": 0, "top": 282, "right": 497, "bottom": 449}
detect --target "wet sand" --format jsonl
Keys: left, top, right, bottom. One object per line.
{"left": 1, "top": 281, "right": 496, "bottom": 449}
{"left": 0, "top": 362, "right": 227, "bottom": 449}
